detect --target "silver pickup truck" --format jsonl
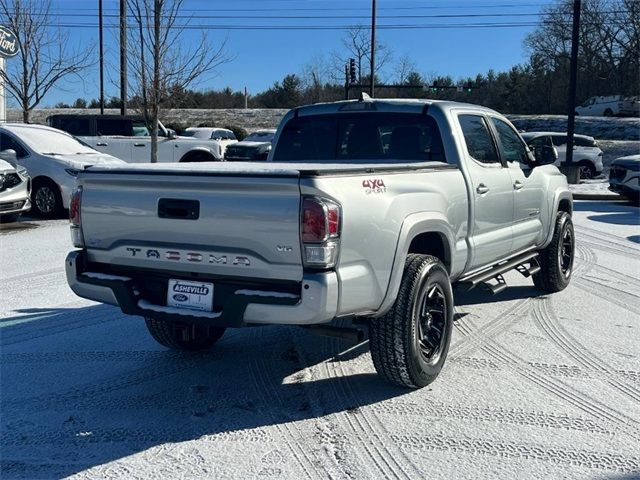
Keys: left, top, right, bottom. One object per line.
{"left": 66, "top": 98, "right": 574, "bottom": 388}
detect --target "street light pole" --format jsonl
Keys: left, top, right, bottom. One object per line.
{"left": 369, "top": 0, "right": 376, "bottom": 97}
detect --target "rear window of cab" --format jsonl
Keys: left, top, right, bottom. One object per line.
{"left": 272, "top": 113, "right": 446, "bottom": 163}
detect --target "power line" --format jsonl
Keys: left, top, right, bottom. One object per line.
{"left": 36, "top": 21, "right": 615, "bottom": 30}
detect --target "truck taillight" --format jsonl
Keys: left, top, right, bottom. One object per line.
{"left": 69, "top": 186, "right": 84, "bottom": 247}
{"left": 300, "top": 196, "right": 341, "bottom": 268}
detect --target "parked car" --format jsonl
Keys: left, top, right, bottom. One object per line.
{"left": 66, "top": 97, "right": 573, "bottom": 389}
{"left": 181, "top": 127, "right": 238, "bottom": 156}
{"left": 521, "top": 132, "right": 603, "bottom": 179}
{"left": 609, "top": 154, "right": 640, "bottom": 203}
{"left": 0, "top": 124, "right": 124, "bottom": 218}
{"left": 224, "top": 129, "right": 276, "bottom": 161}
{"left": 47, "top": 114, "right": 223, "bottom": 163}
{"left": 575, "top": 95, "right": 640, "bottom": 117}
{"left": 0, "top": 152, "right": 30, "bottom": 223}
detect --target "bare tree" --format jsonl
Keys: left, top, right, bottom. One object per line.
{"left": 127, "top": 0, "right": 231, "bottom": 162}
{"left": 395, "top": 54, "right": 418, "bottom": 84}
{"left": 0, "top": 0, "right": 93, "bottom": 122}
{"left": 330, "top": 25, "right": 392, "bottom": 84}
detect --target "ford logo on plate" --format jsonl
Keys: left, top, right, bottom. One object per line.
{"left": 173, "top": 293, "right": 189, "bottom": 302}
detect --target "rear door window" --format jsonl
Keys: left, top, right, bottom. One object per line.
{"left": 57, "top": 117, "right": 91, "bottom": 136}
{"left": 458, "top": 115, "right": 500, "bottom": 164}
{"left": 97, "top": 118, "right": 132, "bottom": 136}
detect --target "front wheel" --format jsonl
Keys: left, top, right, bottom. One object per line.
{"left": 533, "top": 211, "right": 574, "bottom": 293}
{"left": 31, "top": 179, "right": 63, "bottom": 218}
{"left": 369, "top": 254, "right": 454, "bottom": 388}
{"left": 145, "top": 317, "right": 226, "bottom": 351}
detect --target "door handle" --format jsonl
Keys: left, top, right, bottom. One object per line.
{"left": 476, "top": 184, "right": 490, "bottom": 194}
{"left": 134, "top": 143, "right": 146, "bottom": 147}
{"left": 513, "top": 181, "right": 523, "bottom": 190}
{"left": 96, "top": 142, "right": 108, "bottom": 146}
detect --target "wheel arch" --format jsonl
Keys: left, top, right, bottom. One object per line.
{"left": 179, "top": 148, "right": 218, "bottom": 163}
{"left": 374, "top": 213, "right": 458, "bottom": 318}
{"left": 540, "top": 190, "right": 573, "bottom": 249}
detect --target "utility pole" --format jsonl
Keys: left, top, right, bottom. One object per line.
{"left": 565, "top": 0, "right": 581, "bottom": 183}
{"left": 98, "top": 0, "right": 104, "bottom": 114}
{"left": 119, "top": 0, "right": 127, "bottom": 115}
{"left": 369, "top": 0, "right": 376, "bottom": 97}
{"left": 244, "top": 86, "right": 248, "bottom": 109}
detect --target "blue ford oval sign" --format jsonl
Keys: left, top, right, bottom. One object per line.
{"left": 0, "top": 26, "right": 18, "bottom": 58}
{"left": 173, "top": 293, "right": 189, "bottom": 302}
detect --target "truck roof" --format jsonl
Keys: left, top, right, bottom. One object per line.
{"left": 291, "top": 97, "right": 499, "bottom": 117}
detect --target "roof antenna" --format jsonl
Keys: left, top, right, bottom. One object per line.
{"left": 359, "top": 91, "right": 372, "bottom": 102}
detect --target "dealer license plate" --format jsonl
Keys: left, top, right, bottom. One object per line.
{"left": 167, "top": 279, "right": 214, "bottom": 312}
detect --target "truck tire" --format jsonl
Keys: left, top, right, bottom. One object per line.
{"left": 533, "top": 211, "right": 574, "bottom": 293}
{"left": 144, "top": 317, "right": 226, "bottom": 351}
{"left": 369, "top": 254, "right": 453, "bottom": 388}
{"left": 603, "top": 108, "right": 614, "bottom": 117}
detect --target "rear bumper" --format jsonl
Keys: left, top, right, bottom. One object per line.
{"left": 65, "top": 250, "right": 339, "bottom": 327}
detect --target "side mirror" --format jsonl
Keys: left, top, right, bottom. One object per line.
{"left": 532, "top": 145, "right": 558, "bottom": 166}
{"left": 167, "top": 129, "right": 177, "bottom": 139}
{"left": 0, "top": 149, "right": 18, "bottom": 165}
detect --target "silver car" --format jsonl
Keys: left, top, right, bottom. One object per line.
{"left": 0, "top": 153, "right": 31, "bottom": 223}
{"left": 521, "top": 131, "right": 604, "bottom": 179}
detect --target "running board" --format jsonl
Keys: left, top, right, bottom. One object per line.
{"left": 459, "top": 251, "right": 539, "bottom": 293}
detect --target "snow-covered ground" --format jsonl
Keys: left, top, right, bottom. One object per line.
{"left": 1, "top": 208, "right": 639, "bottom": 480}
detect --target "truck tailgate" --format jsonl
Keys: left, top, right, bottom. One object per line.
{"left": 79, "top": 171, "right": 303, "bottom": 282}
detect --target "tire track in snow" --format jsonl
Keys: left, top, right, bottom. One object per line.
{"left": 532, "top": 296, "right": 640, "bottom": 405}
{"left": 455, "top": 314, "right": 640, "bottom": 441}
{"left": 249, "top": 356, "right": 322, "bottom": 480}
{"left": 394, "top": 433, "right": 640, "bottom": 474}
{"left": 449, "top": 356, "right": 640, "bottom": 384}
{"left": 376, "top": 400, "right": 613, "bottom": 435}
{"left": 320, "top": 332, "right": 422, "bottom": 480}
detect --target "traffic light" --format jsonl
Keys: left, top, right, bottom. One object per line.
{"left": 349, "top": 58, "right": 356, "bottom": 85}
{"left": 464, "top": 82, "right": 473, "bottom": 93}
{"left": 431, "top": 81, "right": 439, "bottom": 93}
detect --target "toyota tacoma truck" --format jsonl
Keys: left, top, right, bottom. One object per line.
{"left": 65, "top": 98, "right": 574, "bottom": 388}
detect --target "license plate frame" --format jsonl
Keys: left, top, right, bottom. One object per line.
{"left": 167, "top": 279, "right": 214, "bottom": 312}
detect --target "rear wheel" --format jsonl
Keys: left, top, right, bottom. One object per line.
{"left": 145, "top": 317, "right": 226, "bottom": 351}
{"left": 578, "top": 161, "right": 596, "bottom": 180}
{"left": 180, "top": 151, "right": 215, "bottom": 163}
{"left": 533, "top": 211, "right": 574, "bottom": 293}
{"left": 604, "top": 108, "right": 614, "bottom": 117}
{"left": 369, "top": 254, "right": 453, "bottom": 388}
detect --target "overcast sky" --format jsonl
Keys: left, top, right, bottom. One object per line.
{"left": 7, "top": 0, "right": 549, "bottom": 106}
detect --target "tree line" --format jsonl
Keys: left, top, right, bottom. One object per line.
{"left": 5, "top": 0, "right": 639, "bottom": 121}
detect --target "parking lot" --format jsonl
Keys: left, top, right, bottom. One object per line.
{"left": 0, "top": 200, "right": 638, "bottom": 479}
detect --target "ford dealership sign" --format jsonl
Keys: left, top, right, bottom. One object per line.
{"left": 0, "top": 26, "right": 18, "bottom": 58}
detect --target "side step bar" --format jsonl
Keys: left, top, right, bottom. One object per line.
{"left": 458, "top": 251, "right": 539, "bottom": 294}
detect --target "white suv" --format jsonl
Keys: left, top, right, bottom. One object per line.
{"left": 181, "top": 127, "right": 238, "bottom": 156}
{"left": 47, "top": 115, "right": 223, "bottom": 163}
{"left": 521, "top": 132, "right": 603, "bottom": 180}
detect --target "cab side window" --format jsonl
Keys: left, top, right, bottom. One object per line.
{"left": 491, "top": 118, "right": 529, "bottom": 164}
{"left": 458, "top": 115, "right": 500, "bottom": 164}
{"left": 551, "top": 136, "right": 568, "bottom": 147}
{"left": 97, "top": 118, "right": 132, "bottom": 136}
{"left": 0, "top": 133, "right": 28, "bottom": 158}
